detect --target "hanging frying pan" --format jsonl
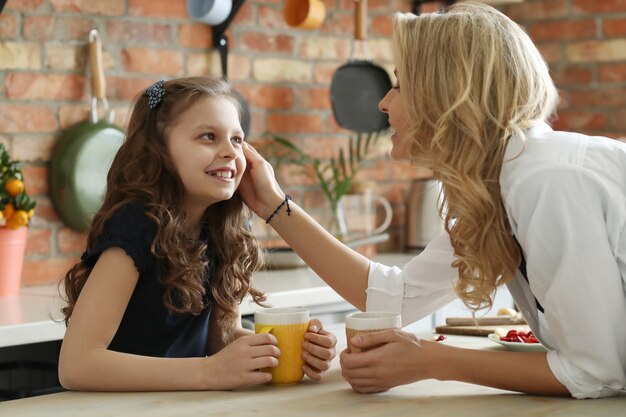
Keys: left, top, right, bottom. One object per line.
{"left": 49, "top": 29, "right": 124, "bottom": 232}
{"left": 214, "top": 34, "right": 251, "bottom": 137}
{"left": 330, "top": 0, "right": 391, "bottom": 133}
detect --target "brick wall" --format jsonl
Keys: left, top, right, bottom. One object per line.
{"left": 1, "top": 0, "right": 625, "bottom": 286}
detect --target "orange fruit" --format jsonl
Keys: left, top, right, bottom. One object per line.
{"left": 5, "top": 178, "right": 24, "bottom": 197}
{"left": 10, "top": 210, "right": 29, "bottom": 228}
{"left": 2, "top": 203, "right": 14, "bottom": 220}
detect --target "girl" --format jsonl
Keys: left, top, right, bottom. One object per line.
{"left": 58, "top": 77, "right": 336, "bottom": 391}
{"left": 238, "top": 2, "right": 626, "bottom": 399}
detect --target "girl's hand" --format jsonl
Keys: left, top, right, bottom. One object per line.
{"left": 239, "top": 142, "right": 285, "bottom": 219}
{"left": 207, "top": 333, "right": 280, "bottom": 390}
{"left": 340, "top": 329, "right": 436, "bottom": 393}
{"left": 302, "top": 319, "right": 337, "bottom": 381}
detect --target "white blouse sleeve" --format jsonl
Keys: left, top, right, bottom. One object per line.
{"left": 366, "top": 229, "right": 458, "bottom": 327}
{"left": 508, "top": 167, "right": 626, "bottom": 399}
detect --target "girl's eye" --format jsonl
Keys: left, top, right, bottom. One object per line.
{"left": 231, "top": 136, "right": 244, "bottom": 145}
{"left": 200, "top": 132, "right": 216, "bottom": 141}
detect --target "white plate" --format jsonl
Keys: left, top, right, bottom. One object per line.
{"left": 487, "top": 333, "right": 547, "bottom": 352}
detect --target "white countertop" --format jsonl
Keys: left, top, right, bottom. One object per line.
{"left": 2, "top": 334, "right": 624, "bottom": 416}
{"left": 0, "top": 253, "right": 414, "bottom": 348}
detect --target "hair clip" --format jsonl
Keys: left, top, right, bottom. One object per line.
{"left": 144, "top": 80, "right": 165, "bottom": 109}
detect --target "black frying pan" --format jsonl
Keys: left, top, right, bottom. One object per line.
{"left": 330, "top": 0, "right": 391, "bottom": 133}
{"left": 0, "top": 0, "right": 7, "bottom": 14}
{"left": 215, "top": 34, "right": 251, "bottom": 138}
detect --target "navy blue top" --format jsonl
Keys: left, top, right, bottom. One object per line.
{"left": 81, "top": 202, "right": 213, "bottom": 358}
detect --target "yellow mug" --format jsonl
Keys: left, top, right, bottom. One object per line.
{"left": 254, "top": 307, "right": 310, "bottom": 385}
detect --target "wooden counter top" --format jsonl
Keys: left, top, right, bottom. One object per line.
{"left": 1, "top": 334, "right": 624, "bottom": 416}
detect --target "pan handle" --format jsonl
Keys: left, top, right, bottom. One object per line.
{"left": 354, "top": 0, "right": 366, "bottom": 41}
{"left": 88, "top": 29, "right": 111, "bottom": 123}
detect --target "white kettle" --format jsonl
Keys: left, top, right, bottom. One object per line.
{"left": 405, "top": 179, "right": 444, "bottom": 251}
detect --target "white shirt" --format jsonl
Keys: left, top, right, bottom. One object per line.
{"left": 366, "top": 123, "right": 626, "bottom": 399}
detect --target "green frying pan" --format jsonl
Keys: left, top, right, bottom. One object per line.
{"left": 49, "top": 29, "right": 124, "bottom": 232}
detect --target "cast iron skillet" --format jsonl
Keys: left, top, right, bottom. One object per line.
{"left": 49, "top": 30, "right": 124, "bottom": 232}
{"left": 330, "top": 0, "right": 391, "bottom": 133}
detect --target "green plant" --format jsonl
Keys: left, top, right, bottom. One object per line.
{"left": 0, "top": 143, "right": 37, "bottom": 229}
{"left": 270, "top": 132, "right": 382, "bottom": 238}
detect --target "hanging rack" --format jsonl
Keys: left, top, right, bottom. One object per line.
{"left": 212, "top": 0, "right": 246, "bottom": 78}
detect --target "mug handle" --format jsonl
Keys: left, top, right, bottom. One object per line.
{"left": 370, "top": 195, "right": 393, "bottom": 236}
{"left": 258, "top": 326, "right": 274, "bottom": 334}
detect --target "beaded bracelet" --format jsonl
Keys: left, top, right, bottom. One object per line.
{"left": 265, "top": 195, "right": 292, "bottom": 224}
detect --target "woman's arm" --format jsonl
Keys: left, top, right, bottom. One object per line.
{"left": 239, "top": 143, "right": 370, "bottom": 310}
{"left": 340, "top": 330, "right": 569, "bottom": 396}
{"left": 59, "top": 248, "right": 278, "bottom": 391}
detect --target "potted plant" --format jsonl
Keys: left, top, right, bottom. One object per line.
{"left": 0, "top": 143, "right": 36, "bottom": 297}
{"left": 269, "top": 132, "right": 382, "bottom": 240}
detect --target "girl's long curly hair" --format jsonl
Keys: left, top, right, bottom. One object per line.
{"left": 393, "top": 3, "right": 558, "bottom": 312}
{"left": 61, "top": 77, "right": 265, "bottom": 341}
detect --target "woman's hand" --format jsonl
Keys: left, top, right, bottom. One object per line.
{"left": 302, "top": 319, "right": 337, "bottom": 381}
{"left": 340, "top": 329, "right": 436, "bottom": 393}
{"left": 206, "top": 333, "right": 280, "bottom": 390}
{"left": 239, "top": 142, "right": 285, "bottom": 219}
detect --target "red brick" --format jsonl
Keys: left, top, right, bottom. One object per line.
{"left": 25, "top": 228, "right": 52, "bottom": 257}
{"left": 121, "top": 48, "right": 183, "bottom": 75}
{"left": 552, "top": 110, "right": 607, "bottom": 131}
{"left": 228, "top": 54, "right": 251, "bottom": 80}
{"left": 44, "top": 44, "right": 87, "bottom": 71}
{"left": 0, "top": 13, "right": 17, "bottom": 38}
{"left": 232, "top": 0, "right": 254, "bottom": 25}
{"left": 298, "top": 136, "right": 347, "bottom": 160}
{"left": 603, "top": 18, "right": 626, "bottom": 37}
{"left": 240, "top": 32, "right": 294, "bottom": 54}
{"left": 11, "top": 134, "right": 57, "bottom": 162}
{"left": 237, "top": 85, "right": 293, "bottom": 109}
{"left": 572, "top": 0, "right": 626, "bottom": 14}
{"left": 319, "top": 14, "right": 353, "bottom": 36}
{"left": 21, "top": 165, "right": 48, "bottom": 196}
{"left": 50, "top": 0, "right": 125, "bottom": 15}
{"left": 58, "top": 104, "right": 89, "bottom": 130}
{"left": 267, "top": 114, "right": 324, "bottom": 134}
{"left": 419, "top": 2, "right": 445, "bottom": 13}
{"left": 314, "top": 62, "right": 339, "bottom": 85}
{"left": 536, "top": 42, "right": 563, "bottom": 64}
{"left": 107, "top": 21, "right": 173, "bottom": 45}
{"left": 568, "top": 87, "right": 626, "bottom": 107}
{"left": 503, "top": 0, "right": 568, "bottom": 21}
{"left": 552, "top": 65, "right": 593, "bottom": 86}
{"left": 611, "top": 108, "right": 626, "bottom": 131}
{"left": 177, "top": 23, "right": 213, "bottom": 49}
{"left": 108, "top": 77, "right": 154, "bottom": 101}
{"left": 297, "top": 87, "right": 331, "bottom": 110}
{"left": 22, "top": 15, "right": 54, "bottom": 41}
{"left": 0, "top": 104, "right": 56, "bottom": 133}
{"left": 53, "top": 16, "right": 98, "bottom": 41}
{"left": 5, "top": 0, "right": 44, "bottom": 12}
{"left": 28, "top": 197, "right": 60, "bottom": 225}
{"left": 128, "top": 0, "right": 187, "bottom": 18}
{"left": 57, "top": 227, "right": 88, "bottom": 254}
{"left": 371, "top": 15, "right": 393, "bottom": 37}
{"left": 258, "top": 5, "right": 289, "bottom": 29}
{"left": 529, "top": 19, "right": 596, "bottom": 42}
{"left": 599, "top": 63, "right": 626, "bottom": 82}
{"left": 21, "top": 257, "right": 78, "bottom": 286}
{"left": 6, "top": 73, "right": 86, "bottom": 100}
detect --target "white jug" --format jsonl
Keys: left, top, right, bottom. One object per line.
{"left": 405, "top": 179, "right": 443, "bottom": 251}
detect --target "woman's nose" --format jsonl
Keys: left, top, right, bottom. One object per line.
{"left": 378, "top": 90, "right": 391, "bottom": 113}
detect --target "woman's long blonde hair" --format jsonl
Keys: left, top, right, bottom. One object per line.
{"left": 61, "top": 77, "right": 265, "bottom": 341}
{"left": 393, "top": 2, "right": 558, "bottom": 312}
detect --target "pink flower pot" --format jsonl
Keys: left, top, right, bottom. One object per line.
{"left": 0, "top": 226, "right": 28, "bottom": 297}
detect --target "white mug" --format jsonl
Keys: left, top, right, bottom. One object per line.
{"left": 342, "top": 191, "right": 393, "bottom": 236}
{"left": 186, "top": 0, "right": 232, "bottom": 25}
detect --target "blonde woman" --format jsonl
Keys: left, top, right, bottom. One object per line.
{"left": 240, "top": 2, "right": 626, "bottom": 399}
